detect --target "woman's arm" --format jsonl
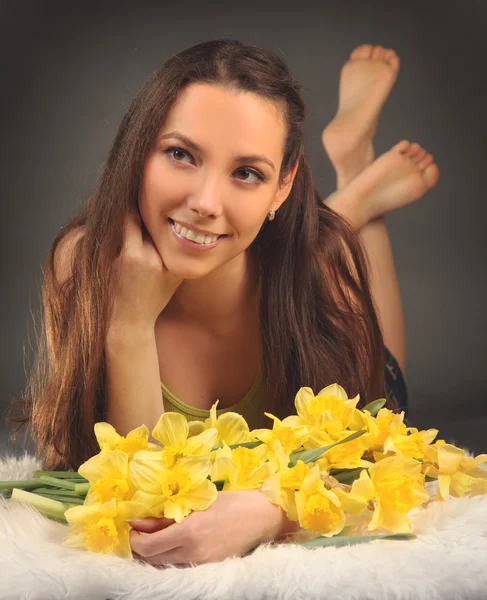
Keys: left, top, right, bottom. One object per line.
{"left": 129, "top": 489, "right": 300, "bottom": 565}
{"left": 105, "top": 326, "right": 165, "bottom": 437}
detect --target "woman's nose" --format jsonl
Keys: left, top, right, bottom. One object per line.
{"left": 186, "top": 173, "right": 225, "bottom": 218}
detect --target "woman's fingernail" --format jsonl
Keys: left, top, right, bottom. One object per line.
{"left": 125, "top": 518, "right": 143, "bottom": 524}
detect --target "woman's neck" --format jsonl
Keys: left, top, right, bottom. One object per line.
{"left": 162, "top": 248, "right": 261, "bottom": 336}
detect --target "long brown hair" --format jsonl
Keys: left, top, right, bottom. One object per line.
{"left": 9, "top": 39, "right": 393, "bottom": 470}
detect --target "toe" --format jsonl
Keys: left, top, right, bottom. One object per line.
{"left": 414, "top": 148, "right": 427, "bottom": 164}
{"left": 424, "top": 163, "right": 440, "bottom": 188}
{"left": 418, "top": 153, "right": 434, "bottom": 170}
{"left": 372, "top": 45, "right": 384, "bottom": 60}
{"left": 394, "top": 140, "right": 411, "bottom": 154}
{"left": 383, "top": 49, "right": 400, "bottom": 68}
{"left": 406, "top": 143, "right": 421, "bottom": 159}
{"left": 351, "top": 44, "right": 374, "bottom": 60}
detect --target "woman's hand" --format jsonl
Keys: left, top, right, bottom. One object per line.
{"left": 128, "top": 490, "right": 299, "bottom": 566}
{"left": 108, "top": 210, "right": 183, "bottom": 335}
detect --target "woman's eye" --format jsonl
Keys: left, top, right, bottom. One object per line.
{"left": 165, "top": 146, "right": 193, "bottom": 163}
{"left": 235, "top": 168, "right": 266, "bottom": 185}
{"left": 164, "top": 147, "right": 265, "bottom": 184}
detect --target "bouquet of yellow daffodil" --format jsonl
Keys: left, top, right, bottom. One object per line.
{"left": 2, "top": 384, "right": 487, "bottom": 559}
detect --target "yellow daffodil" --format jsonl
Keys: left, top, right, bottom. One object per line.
{"left": 294, "top": 384, "right": 360, "bottom": 435}
{"left": 151, "top": 413, "right": 218, "bottom": 469}
{"left": 261, "top": 440, "right": 311, "bottom": 521}
{"left": 210, "top": 441, "right": 274, "bottom": 490}
{"left": 78, "top": 450, "right": 135, "bottom": 505}
{"left": 187, "top": 401, "right": 250, "bottom": 445}
{"left": 349, "top": 456, "right": 430, "bottom": 533}
{"left": 381, "top": 427, "right": 439, "bottom": 461}
{"left": 251, "top": 413, "right": 309, "bottom": 465}
{"left": 425, "top": 444, "right": 487, "bottom": 500}
{"left": 295, "top": 464, "right": 346, "bottom": 536}
{"left": 94, "top": 423, "right": 161, "bottom": 460}
{"left": 361, "top": 408, "right": 408, "bottom": 449}
{"left": 63, "top": 498, "right": 150, "bottom": 558}
{"left": 129, "top": 450, "right": 217, "bottom": 523}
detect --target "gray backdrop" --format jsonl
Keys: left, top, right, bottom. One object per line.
{"left": 1, "top": 0, "right": 486, "bottom": 455}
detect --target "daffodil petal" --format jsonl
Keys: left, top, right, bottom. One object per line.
{"left": 243, "top": 463, "right": 274, "bottom": 488}
{"left": 64, "top": 499, "right": 117, "bottom": 525}
{"left": 438, "top": 444, "right": 465, "bottom": 474}
{"left": 129, "top": 451, "right": 166, "bottom": 492}
{"left": 294, "top": 387, "right": 316, "bottom": 420}
{"left": 370, "top": 503, "right": 412, "bottom": 533}
{"left": 317, "top": 383, "right": 348, "bottom": 402}
{"left": 188, "top": 420, "right": 206, "bottom": 437}
{"left": 350, "top": 470, "right": 375, "bottom": 501}
{"left": 180, "top": 479, "right": 217, "bottom": 512}
{"left": 184, "top": 427, "right": 218, "bottom": 455}
{"left": 147, "top": 442, "right": 163, "bottom": 451}
{"left": 78, "top": 450, "right": 128, "bottom": 483}
{"left": 114, "top": 524, "right": 133, "bottom": 559}
{"left": 331, "top": 487, "right": 368, "bottom": 515}
{"left": 177, "top": 456, "right": 212, "bottom": 486}
{"left": 152, "top": 413, "right": 189, "bottom": 448}
{"left": 207, "top": 400, "right": 219, "bottom": 428}
{"left": 216, "top": 412, "right": 250, "bottom": 445}
{"left": 281, "top": 415, "right": 305, "bottom": 428}
{"left": 211, "top": 456, "right": 237, "bottom": 484}
{"left": 260, "top": 473, "right": 282, "bottom": 505}
{"left": 281, "top": 488, "right": 299, "bottom": 522}
{"left": 163, "top": 498, "right": 188, "bottom": 523}
{"left": 250, "top": 428, "right": 273, "bottom": 444}
{"left": 131, "top": 490, "right": 165, "bottom": 516}
{"left": 94, "top": 422, "right": 121, "bottom": 450}
{"left": 300, "top": 464, "right": 322, "bottom": 497}
{"left": 117, "top": 500, "right": 154, "bottom": 521}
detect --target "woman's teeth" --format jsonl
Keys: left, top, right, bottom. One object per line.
{"left": 172, "top": 221, "right": 220, "bottom": 244}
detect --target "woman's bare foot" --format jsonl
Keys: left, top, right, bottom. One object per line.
{"left": 322, "top": 45, "right": 401, "bottom": 189}
{"left": 326, "top": 141, "right": 440, "bottom": 229}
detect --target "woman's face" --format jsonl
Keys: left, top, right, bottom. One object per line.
{"left": 138, "top": 83, "right": 297, "bottom": 279}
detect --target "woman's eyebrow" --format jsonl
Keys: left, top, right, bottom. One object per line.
{"left": 158, "top": 131, "right": 276, "bottom": 172}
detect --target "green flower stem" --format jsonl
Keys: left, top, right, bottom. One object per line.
{"left": 38, "top": 476, "right": 76, "bottom": 491}
{"left": 74, "top": 482, "right": 91, "bottom": 496}
{"left": 296, "top": 533, "right": 416, "bottom": 549}
{"left": 0, "top": 480, "right": 44, "bottom": 492}
{"left": 10, "top": 488, "right": 69, "bottom": 523}
{"left": 33, "top": 471, "right": 87, "bottom": 480}
{"left": 31, "top": 491, "right": 85, "bottom": 505}
{"left": 31, "top": 487, "right": 79, "bottom": 497}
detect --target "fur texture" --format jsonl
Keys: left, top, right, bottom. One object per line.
{"left": 0, "top": 452, "right": 486, "bottom": 600}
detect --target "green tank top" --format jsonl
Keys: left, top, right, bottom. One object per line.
{"left": 161, "top": 365, "right": 270, "bottom": 430}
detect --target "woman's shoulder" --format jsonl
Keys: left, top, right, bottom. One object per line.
{"left": 53, "top": 225, "right": 87, "bottom": 286}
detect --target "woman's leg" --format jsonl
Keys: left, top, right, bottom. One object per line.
{"left": 323, "top": 141, "right": 440, "bottom": 374}
{"left": 322, "top": 44, "right": 400, "bottom": 189}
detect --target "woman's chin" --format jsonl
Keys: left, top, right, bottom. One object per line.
{"left": 161, "top": 256, "right": 212, "bottom": 280}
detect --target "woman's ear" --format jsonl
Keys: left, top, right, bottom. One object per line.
{"left": 272, "top": 160, "right": 299, "bottom": 211}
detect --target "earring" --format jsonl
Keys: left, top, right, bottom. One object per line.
{"left": 267, "top": 209, "right": 275, "bottom": 221}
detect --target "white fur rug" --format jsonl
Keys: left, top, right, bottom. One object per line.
{"left": 0, "top": 453, "right": 486, "bottom": 600}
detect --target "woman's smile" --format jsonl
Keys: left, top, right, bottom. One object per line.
{"left": 169, "top": 218, "right": 229, "bottom": 251}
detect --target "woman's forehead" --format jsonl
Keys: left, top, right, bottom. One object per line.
{"left": 160, "top": 83, "right": 287, "bottom": 159}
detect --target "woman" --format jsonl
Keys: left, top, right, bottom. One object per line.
{"left": 11, "top": 39, "right": 439, "bottom": 564}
